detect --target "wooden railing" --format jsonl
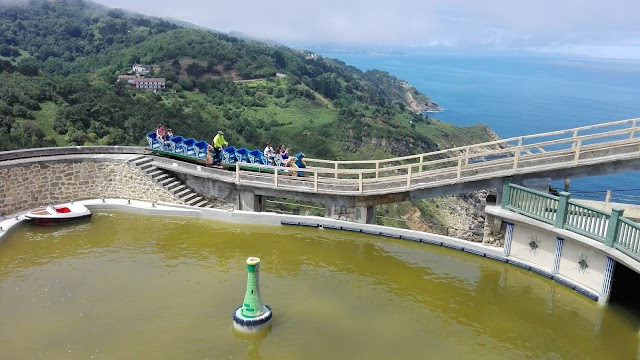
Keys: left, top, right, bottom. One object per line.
{"left": 229, "top": 118, "right": 640, "bottom": 195}
{"left": 2, "top": 118, "right": 640, "bottom": 199}
{"left": 501, "top": 180, "right": 640, "bottom": 262}
{"left": 304, "top": 117, "right": 639, "bottom": 172}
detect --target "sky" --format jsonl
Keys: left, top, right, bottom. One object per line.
{"left": 93, "top": 0, "right": 640, "bottom": 58}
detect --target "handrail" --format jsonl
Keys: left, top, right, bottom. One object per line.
{"left": 501, "top": 179, "right": 640, "bottom": 263}
{"left": 3, "top": 118, "right": 640, "bottom": 199}
{"left": 0, "top": 146, "right": 145, "bottom": 162}
{"left": 228, "top": 129, "right": 640, "bottom": 196}
{"left": 305, "top": 117, "right": 639, "bottom": 169}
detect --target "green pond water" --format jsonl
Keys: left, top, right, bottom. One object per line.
{"left": 0, "top": 211, "right": 639, "bottom": 359}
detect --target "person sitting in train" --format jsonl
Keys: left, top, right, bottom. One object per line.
{"left": 156, "top": 124, "right": 168, "bottom": 149}
{"left": 165, "top": 128, "right": 174, "bottom": 141}
{"left": 281, "top": 148, "right": 290, "bottom": 162}
{"left": 275, "top": 145, "right": 285, "bottom": 165}
{"left": 284, "top": 156, "right": 298, "bottom": 176}
{"left": 205, "top": 144, "right": 215, "bottom": 165}
{"left": 156, "top": 124, "right": 164, "bottom": 139}
{"left": 264, "top": 143, "right": 275, "bottom": 165}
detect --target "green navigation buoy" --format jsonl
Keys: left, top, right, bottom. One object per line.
{"left": 233, "top": 257, "right": 272, "bottom": 331}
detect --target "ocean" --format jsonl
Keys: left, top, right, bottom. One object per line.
{"left": 317, "top": 49, "right": 640, "bottom": 203}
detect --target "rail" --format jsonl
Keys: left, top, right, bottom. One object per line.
{"left": 2, "top": 118, "right": 640, "bottom": 198}
{"left": 501, "top": 179, "right": 640, "bottom": 262}
{"left": 227, "top": 117, "right": 640, "bottom": 195}
{"left": 0, "top": 146, "right": 145, "bottom": 162}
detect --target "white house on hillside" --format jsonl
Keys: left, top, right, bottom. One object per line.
{"left": 132, "top": 78, "right": 165, "bottom": 90}
{"left": 117, "top": 75, "right": 165, "bottom": 90}
{"left": 133, "top": 64, "right": 152, "bottom": 74}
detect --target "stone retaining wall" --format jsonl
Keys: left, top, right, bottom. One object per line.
{"left": 0, "top": 161, "right": 180, "bottom": 215}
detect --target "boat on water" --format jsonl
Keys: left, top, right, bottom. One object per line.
{"left": 24, "top": 203, "right": 92, "bottom": 225}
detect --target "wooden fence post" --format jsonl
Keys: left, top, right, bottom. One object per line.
{"left": 512, "top": 137, "right": 522, "bottom": 171}
{"left": 313, "top": 171, "right": 318, "bottom": 192}
{"left": 573, "top": 139, "right": 582, "bottom": 164}
{"left": 274, "top": 167, "right": 278, "bottom": 187}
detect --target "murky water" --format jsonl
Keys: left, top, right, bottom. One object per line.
{"left": 0, "top": 211, "right": 638, "bottom": 359}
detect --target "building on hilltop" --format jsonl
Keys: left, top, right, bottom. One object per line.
{"left": 117, "top": 76, "right": 166, "bottom": 90}
{"left": 132, "top": 78, "right": 166, "bottom": 90}
{"left": 132, "top": 64, "right": 152, "bottom": 74}
{"left": 117, "top": 75, "right": 137, "bottom": 84}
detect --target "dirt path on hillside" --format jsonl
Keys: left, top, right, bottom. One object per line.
{"left": 405, "top": 92, "right": 420, "bottom": 113}
{"left": 403, "top": 207, "right": 431, "bottom": 232}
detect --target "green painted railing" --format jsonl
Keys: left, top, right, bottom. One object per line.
{"left": 502, "top": 179, "right": 558, "bottom": 224}
{"left": 564, "top": 202, "right": 610, "bottom": 242}
{"left": 501, "top": 179, "right": 640, "bottom": 261}
{"left": 615, "top": 218, "right": 640, "bottom": 259}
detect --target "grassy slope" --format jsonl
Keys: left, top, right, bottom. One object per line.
{"left": 32, "top": 102, "right": 66, "bottom": 146}
{"left": 30, "top": 84, "right": 490, "bottom": 230}
{"left": 2, "top": 0, "right": 492, "bottom": 231}
{"left": 31, "top": 80, "right": 491, "bottom": 157}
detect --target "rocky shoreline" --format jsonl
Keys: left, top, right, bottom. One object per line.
{"left": 418, "top": 99, "right": 443, "bottom": 113}
{"left": 399, "top": 125, "right": 502, "bottom": 243}
{"left": 444, "top": 127, "right": 501, "bottom": 242}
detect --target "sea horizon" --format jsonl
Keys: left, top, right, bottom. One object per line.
{"left": 313, "top": 49, "right": 640, "bottom": 203}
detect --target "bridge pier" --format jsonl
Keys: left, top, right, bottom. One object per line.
{"left": 355, "top": 205, "right": 376, "bottom": 225}
{"left": 238, "top": 191, "right": 265, "bottom": 212}
{"left": 325, "top": 204, "right": 376, "bottom": 224}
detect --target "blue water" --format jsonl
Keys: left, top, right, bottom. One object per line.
{"left": 319, "top": 50, "right": 640, "bottom": 202}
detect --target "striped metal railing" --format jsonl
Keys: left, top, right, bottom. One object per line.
{"left": 501, "top": 179, "right": 640, "bottom": 261}
{"left": 504, "top": 184, "right": 558, "bottom": 224}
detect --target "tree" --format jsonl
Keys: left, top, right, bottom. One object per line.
{"left": 0, "top": 60, "right": 14, "bottom": 73}
{"left": 272, "top": 50, "right": 287, "bottom": 69}
{"left": 186, "top": 62, "right": 206, "bottom": 77}
{"left": 16, "top": 58, "right": 40, "bottom": 77}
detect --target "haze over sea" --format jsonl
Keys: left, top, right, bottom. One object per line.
{"left": 318, "top": 49, "right": 640, "bottom": 203}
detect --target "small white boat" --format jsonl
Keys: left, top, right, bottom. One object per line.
{"left": 24, "top": 203, "right": 92, "bottom": 225}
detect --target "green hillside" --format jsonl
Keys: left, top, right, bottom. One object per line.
{"left": 0, "top": 0, "right": 494, "bottom": 231}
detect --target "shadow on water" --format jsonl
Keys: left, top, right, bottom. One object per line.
{"left": 609, "top": 263, "right": 640, "bottom": 320}
{"left": 233, "top": 325, "right": 272, "bottom": 360}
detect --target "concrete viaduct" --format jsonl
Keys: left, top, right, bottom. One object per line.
{"left": 3, "top": 117, "right": 640, "bottom": 223}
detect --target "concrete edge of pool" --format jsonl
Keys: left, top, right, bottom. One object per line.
{"left": 0, "top": 198, "right": 600, "bottom": 303}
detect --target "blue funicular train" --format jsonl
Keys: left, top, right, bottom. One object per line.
{"left": 145, "top": 131, "right": 306, "bottom": 175}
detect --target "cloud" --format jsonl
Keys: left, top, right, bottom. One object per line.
{"left": 93, "top": 0, "right": 640, "bottom": 49}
